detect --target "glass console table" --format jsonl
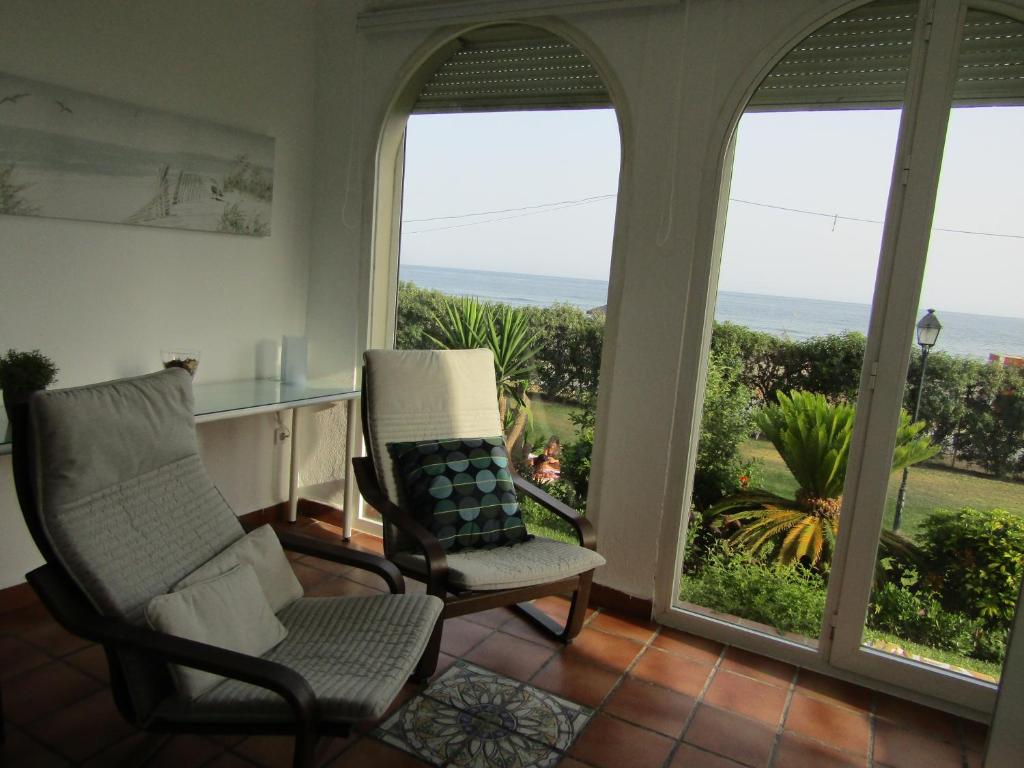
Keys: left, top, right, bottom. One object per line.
{"left": 1, "top": 378, "right": 361, "bottom": 537}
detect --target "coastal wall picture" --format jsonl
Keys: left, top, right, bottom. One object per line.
{"left": 0, "top": 72, "right": 274, "bottom": 236}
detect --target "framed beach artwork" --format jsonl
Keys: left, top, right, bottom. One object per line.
{"left": 0, "top": 72, "right": 274, "bottom": 236}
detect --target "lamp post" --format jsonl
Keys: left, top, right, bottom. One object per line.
{"left": 893, "top": 309, "right": 942, "bottom": 532}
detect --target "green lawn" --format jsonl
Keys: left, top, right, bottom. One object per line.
{"left": 742, "top": 439, "right": 1024, "bottom": 539}
{"left": 529, "top": 395, "right": 578, "bottom": 444}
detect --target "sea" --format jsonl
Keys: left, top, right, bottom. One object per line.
{"left": 400, "top": 263, "right": 1024, "bottom": 361}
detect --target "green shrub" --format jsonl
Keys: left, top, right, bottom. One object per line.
{"left": 679, "top": 549, "right": 827, "bottom": 637}
{"left": 903, "top": 351, "right": 975, "bottom": 458}
{"left": 799, "top": 332, "right": 867, "bottom": 403}
{"left": 709, "top": 323, "right": 865, "bottom": 405}
{"left": 691, "top": 353, "right": 758, "bottom": 510}
{"left": 559, "top": 394, "right": 596, "bottom": 508}
{"left": 0, "top": 349, "right": 59, "bottom": 393}
{"left": 868, "top": 582, "right": 983, "bottom": 658}
{"left": 917, "top": 507, "right": 1024, "bottom": 630}
{"left": 960, "top": 366, "right": 1024, "bottom": 478}
{"left": 521, "top": 303, "right": 604, "bottom": 401}
{"left": 395, "top": 282, "right": 447, "bottom": 351}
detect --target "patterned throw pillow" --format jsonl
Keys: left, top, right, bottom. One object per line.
{"left": 388, "top": 436, "right": 531, "bottom": 552}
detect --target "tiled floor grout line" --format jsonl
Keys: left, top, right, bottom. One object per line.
{"left": 510, "top": 610, "right": 665, "bottom": 768}
{"left": 867, "top": 690, "right": 878, "bottom": 768}
{"left": 0, "top": 588, "right": 991, "bottom": 768}
{"left": 764, "top": 668, "right": 799, "bottom": 768}
{"left": 341, "top": 599, "right": 595, "bottom": 765}
{"left": 7, "top": 721, "right": 70, "bottom": 765}
{"left": 658, "top": 643, "right": 729, "bottom": 768}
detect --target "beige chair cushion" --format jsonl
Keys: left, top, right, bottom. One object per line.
{"left": 393, "top": 537, "right": 606, "bottom": 591}
{"left": 146, "top": 564, "right": 287, "bottom": 699}
{"left": 157, "top": 593, "right": 444, "bottom": 722}
{"left": 364, "top": 349, "right": 502, "bottom": 507}
{"left": 174, "top": 524, "right": 303, "bottom": 613}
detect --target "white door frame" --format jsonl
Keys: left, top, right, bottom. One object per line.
{"left": 654, "top": 0, "right": 1023, "bottom": 719}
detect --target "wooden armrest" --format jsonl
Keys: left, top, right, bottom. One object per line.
{"left": 26, "top": 565, "right": 319, "bottom": 726}
{"left": 351, "top": 457, "right": 450, "bottom": 594}
{"left": 274, "top": 528, "right": 405, "bottom": 594}
{"left": 513, "top": 474, "right": 597, "bottom": 550}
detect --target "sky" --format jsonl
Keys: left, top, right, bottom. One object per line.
{"left": 399, "top": 106, "right": 1024, "bottom": 319}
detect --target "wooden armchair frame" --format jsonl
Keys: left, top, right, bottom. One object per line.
{"left": 355, "top": 375, "right": 599, "bottom": 660}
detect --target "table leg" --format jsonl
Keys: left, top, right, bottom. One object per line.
{"left": 287, "top": 406, "right": 300, "bottom": 523}
{"left": 343, "top": 398, "right": 360, "bottom": 541}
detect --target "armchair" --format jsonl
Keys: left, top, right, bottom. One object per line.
{"left": 355, "top": 349, "right": 605, "bottom": 653}
{"left": 8, "top": 368, "right": 443, "bottom": 768}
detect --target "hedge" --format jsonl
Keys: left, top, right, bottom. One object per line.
{"left": 396, "top": 282, "right": 1024, "bottom": 479}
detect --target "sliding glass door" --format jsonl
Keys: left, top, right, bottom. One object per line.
{"left": 830, "top": 3, "right": 1024, "bottom": 712}
{"left": 667, "top": 0, "right": 1024, "bottom": 714}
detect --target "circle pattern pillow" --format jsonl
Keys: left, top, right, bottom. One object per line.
{"left": 388, "top": 436, "right": 531, "bottom": 552}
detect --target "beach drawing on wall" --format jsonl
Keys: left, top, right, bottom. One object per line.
{"left": 0, "top": 72, "right": 274, "bottom": 236}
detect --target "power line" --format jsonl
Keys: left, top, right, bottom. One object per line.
{"left": 729, "top": 198, "right": 880, "bottom": 225}
{"left": 402, "top": 193, "right": 1024, "bottom": 241}
{"left": 402, "top": 196, "right": 615, "bottom": 234}
{"left": 402, "top": 193, "right": 616, "bottom": 223}
{"left": 730, "top": 198, "right": 1024, "bottom": 240}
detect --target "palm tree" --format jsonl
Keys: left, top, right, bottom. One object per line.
{"left": 428, "top": 296, "right": 541, "bottom": 451}
{"left": 713, "top": 390, "right": 938, "bottom": 568}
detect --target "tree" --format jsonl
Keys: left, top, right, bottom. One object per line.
{"left": 960, "top": 364, "right": 1024, "bottom": 478}
{"left": 904, "top": 351, "right": 974, "bottom": 462}
{"left": 713, "top": 390, "right": 938, "bottom": 568}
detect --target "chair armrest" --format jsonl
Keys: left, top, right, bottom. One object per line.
{"left": 274, "top": 528, "right": 405, "bottom": 594}
{"left": 25, "top": 565, "right": 318, "bottom": 726}
{"left": 513, "top": 474, "right": 597, "bottom": 550}
{"left": 351, "top": 457, "right": 450, "bottom": 594}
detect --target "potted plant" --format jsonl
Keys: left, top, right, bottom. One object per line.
{"left": 0, "top": 348, "right": 59, "bottom": 415}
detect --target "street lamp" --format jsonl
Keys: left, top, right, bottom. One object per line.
{"left": 893, "top": 309, "right": 942, "bottom": 532}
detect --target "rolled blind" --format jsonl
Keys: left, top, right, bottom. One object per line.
{"left": 747, "top": 2, "right": 1024, "bottom": 112}
{"left": 954, "top": 10, "right": 1024, "bottom": 105}
{"left": 412, "top": 28, "right": 610, "bottom": 113}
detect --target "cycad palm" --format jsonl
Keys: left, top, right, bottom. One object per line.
{"left": 714, "top": 390, "right": 938, "bottom": 568}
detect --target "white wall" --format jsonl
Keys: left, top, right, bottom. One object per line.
{"left": 0, "top": 0, "right": 318, "bottom": 588}
{"left": 307, "top": 0, "right": 851, "bottom": 598}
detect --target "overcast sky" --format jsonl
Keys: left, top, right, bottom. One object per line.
{"left": 400, "top": 107, "right": 1024, "bottom": 319}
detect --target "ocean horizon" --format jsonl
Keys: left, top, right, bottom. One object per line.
{"left": 399, "top": 263, "right": 1024, "bottom": 361}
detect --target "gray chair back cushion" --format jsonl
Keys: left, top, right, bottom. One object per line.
{"left": 28, "top": 369, "right": 243, "bottom": 624}
{"left": 363, "top": 349, "right": 502, "bottom": 554}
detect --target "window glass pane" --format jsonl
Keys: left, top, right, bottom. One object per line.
{"left": 393, "top": 107, "right": 621, "bottom": 540}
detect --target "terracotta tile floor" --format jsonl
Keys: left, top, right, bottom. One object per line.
{"left": 0, "top": 530, "right": 988, "bottom": 768}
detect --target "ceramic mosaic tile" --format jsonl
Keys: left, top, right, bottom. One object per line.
{"left": 374, "top": 661, "right": 593, "bottom": 767}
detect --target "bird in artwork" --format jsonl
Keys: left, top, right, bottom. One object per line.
{"left": 0, "top": 92, "right": 30, "bottom": 105}
{"left": 55, "top": 100, "right": 73, "bottom": 114}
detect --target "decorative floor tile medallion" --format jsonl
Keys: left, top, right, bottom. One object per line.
{"left": 375, "top": 661, "right": 593, "bottom": 767}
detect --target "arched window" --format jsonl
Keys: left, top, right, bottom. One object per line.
{"left": 370, "top": 24, "right": 622, "bottom": 538}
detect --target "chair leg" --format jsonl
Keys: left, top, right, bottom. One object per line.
{"left": 292, "top": 730, "right": 317, "bottom": 768}
{"left": 514, "top": 570, "right": 595, "bottom": 643}
{"left": 562, "top": 570, "right": 593, "bottom": 642}
{"left": 412, "top": 615, "right": 443, "bottom": 682}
